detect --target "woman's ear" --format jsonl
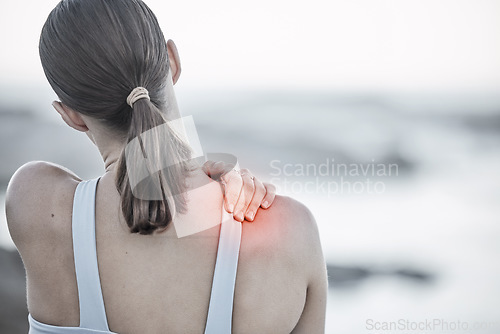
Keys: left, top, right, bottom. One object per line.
{"left": 167, "top": 39, "right": 181, "bottom": 85}
{"left": 52, "top": 101, "right": 89, "bottom": 132}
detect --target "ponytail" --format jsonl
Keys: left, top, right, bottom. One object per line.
{"left": 39, "top": 0, "right": 193, "bottom": 234}
{"left": 115, "top": 97, "right": 193, "bottom": 234}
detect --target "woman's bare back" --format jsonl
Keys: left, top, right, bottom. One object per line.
{"left": 7, "top": 162, "right": 327, "bottom": 333}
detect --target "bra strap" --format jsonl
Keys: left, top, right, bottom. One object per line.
{"left": 72, "top": 178, "right": 109, "bottom": 331}
{"left": 204, "top": 207, "right": 242, "bottom": 334}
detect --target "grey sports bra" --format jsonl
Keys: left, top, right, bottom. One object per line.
{"left": 28, "top": 177, "right": 242, "bottom": 333}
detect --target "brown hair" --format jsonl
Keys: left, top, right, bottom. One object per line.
{"left": 39, "top": 0, "right": 193, "bottom": 234}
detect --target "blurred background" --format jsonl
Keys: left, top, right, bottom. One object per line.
{"left": 1, "top": 0, "right": 499, "bottom": 333}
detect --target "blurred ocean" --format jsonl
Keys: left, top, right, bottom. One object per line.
{"left": 1, "top": 87, "right": 500, "bottom": 333}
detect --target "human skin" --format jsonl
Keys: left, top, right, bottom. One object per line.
{"left": 5, "top": 7, "right": 327, "bottom": 332}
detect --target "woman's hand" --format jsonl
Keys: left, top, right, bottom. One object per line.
{"left": 202, "top": 161, "right": 276, "bottom": 222}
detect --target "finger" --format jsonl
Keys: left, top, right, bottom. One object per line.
{"left": 202, "top": 160, "right": 216, "bottom": 177}
{"left": 233, "top": 172, "right": 256, "bottom": 222}
{"left": 261, "top": 182, "right": 276, "bottom": 209}
{"left": 210, "top": 161, "right": 228, "bottom": 180}
{"left": 244, "top": 178, "right": 266, "bottom": 222}
{"left": 202, "top": 160, "right": 227, "bottom": 180}
{"left": 219, "top": 161, "right": 235, "bottom": 175}
{"left": 221, "top": 169, "right": 243, "bottom": 213}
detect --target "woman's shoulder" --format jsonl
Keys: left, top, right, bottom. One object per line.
{"left": 6, "top": 161, "right": 83, "bottom": 324}
{"left": 246, "top": 194, "right": 319, "bottom": 243}
{"left": 241, "top": 195, "right": 323, "bottom": 278}
{"left": 6, "top": 161, "right": 81, "bottom": 249}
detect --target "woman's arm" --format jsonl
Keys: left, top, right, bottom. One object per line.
{"left": 290, "top": 203, "right": 328, "bottom": 334}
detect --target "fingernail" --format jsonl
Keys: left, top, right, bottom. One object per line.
{"left": 247, "top": 211, "right": 254, "bottom": 221}
{"left": 236, "top": 212, "right": 244, "bottom": 221}
{"left": 262, "top": 201, "right": 269, "bottom": 208}
{"left": 228, "top": 203, "right": 234, "bottom": 213}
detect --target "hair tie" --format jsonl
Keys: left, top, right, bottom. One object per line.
{"left": 127, "top": 87, "right": 150, "bottom": 107}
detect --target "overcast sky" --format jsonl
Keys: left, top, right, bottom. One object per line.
{"left": 1, "top": 0, "right": 499, "bottom": 93}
